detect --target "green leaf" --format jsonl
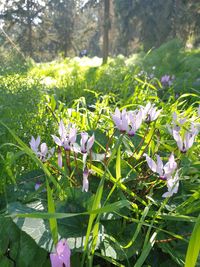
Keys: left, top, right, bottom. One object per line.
{"left": 46, "top": 181, "right": 58, "bottom": 245}
{"left": 134, "top": 231, "right": 157, "bottom": 267}
{"left": 185, "top": 214, "right": 200, "bottom": 267}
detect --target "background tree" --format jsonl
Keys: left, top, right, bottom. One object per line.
{"left": 102, "top": 0, "right": 110, "bottom": 64}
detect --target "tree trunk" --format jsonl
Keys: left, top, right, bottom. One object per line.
{"left": 27, "top": 0, "right": 33, "bottom": 57}
{"left": 102, "top": 0, "right": 110, "bottom": 65}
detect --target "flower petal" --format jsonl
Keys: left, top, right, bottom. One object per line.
{"left": 52, "top": 135, "right": 63, "bottom": 147}
{"left": 86, "top": 134, "right": 95, "bottom": 152}
{"left": 144, "top": 154, "right": 157, "bottom": 173}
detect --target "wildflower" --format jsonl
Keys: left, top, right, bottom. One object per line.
{"left": 52, "top": 120, "right": 77, "bottom": 151}
{"left": 127, "top": 109, "right": 143, "bottom": 136}
{"left": 172, "top": 124, "right": 199, "bottom": 153}
{"left": 198, "top": 105, "right": 200, "bottom": 117}
{"left": 50, "top": 239, "right": 71, "bottom": 267}
{"left": 160, "top": 75, "right": 174, "bottom": 87}
{"left": 82, "top": 167, "right": 89, "bottom": 192}
{"left": 112, "top": 108, "right": 129, "bottom": 132}
{"left": 141, "top": 103, "right": 161, "bottom": 123}
{"left": 171, "top": 112, "right": 186, "bottom": 131}
{"left": 80, "top": 132, "right": 95, "bottom": 153}
{"left": 144, "top": 153, "right": 177, "bottom": 180}
{"left": 162, "top": 171, "right": 179, "bottom": 198}
{"left": 112, "top": 107, "right": 143, "bottom": 136}
{"left": 35, "top": 182, "right": 41, "bottom": 191}
{"left": 30, "top": 136, "right": 54, "bottom": 162}
{"left": 30, "top": 136, "right": 40, "bottom": 153}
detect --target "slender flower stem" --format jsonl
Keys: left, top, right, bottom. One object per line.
{"left": 131, "top": 126, "right": 156, "bottom": 170}
{"left": 104, "top": 128, "right": 117, "bottom": 164}
{"left": 131, "top": 124, "right": 150, "bottom": 158}
{"left": 46, "top": 105, "right": 59, "bottom": 124}
{"left": 73, "top": 150, "right": 78, "bottom": 170}
{"left": 65, "top": 150, "right": 71, "bottom": 174}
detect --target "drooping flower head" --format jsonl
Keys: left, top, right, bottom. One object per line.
{"left": 52, "top": 120, "right": 77, "bottom": 151}
{"left": 30, "top": 136, "right": 54, "bottom": 162}
{"left": 35, "top": 182, "right": 41, "bottom": 191}
{"left": 112, "top": 108, "right": 129, "bottom": 132}
{"left": 172, "top": 123, "right": 199, "bottom": 153}
{"left": 80, "top": 132, "right": 95, "bottom": 154}
{"left": 30, "top": 136, "right": 41, "bottom": 154}
{"left": 127, "top": 109, "right": 143, "bottom": 136}
{"left": 141, "top": 103, "right": 161, "bottom": 123}
{"left": 112, "top": 107, "right": 143, "bottom": 136}
{"left": 50, "top": 239, "right": 71, "bottom": 267}
{"left": 162, "top": 170, "right": 179, "bottom": 198}
{"left": 144, "top": 153, "right": 179, "bottom": 198}
{"left": 171, "top": 112, "right": 186, "bottom": 132}
{"left": 160, "top": 75, "right": 174, "bottom": 87}
{"left": 144, "top": 153, "right": 177, "bottom": 180}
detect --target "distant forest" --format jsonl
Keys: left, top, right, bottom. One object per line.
{"left": 0, "top": 0, "right": 199, "bottom": 61}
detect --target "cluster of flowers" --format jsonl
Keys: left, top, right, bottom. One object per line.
{"left": 30, "top": 120, "right": 95, "bottom": 192}
{"left": 169, "top": 112, "right": 199, "bottom": 153}
{"left": 112, "top": 102, "right": 161, "bottom": 135}
{"left": 30, "top": 103, "right": 199, "bottom": 197}
{"left": 29, "top": 103, "right": 199, "bottom": 267}
{"left": 112, "top": 104, "right": 200, "bottom": 198}
{"left": 144, "top": 153, "right": 179, "bottom": 197}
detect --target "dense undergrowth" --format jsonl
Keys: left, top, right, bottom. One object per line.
{"left": 0, "top": 40, "right": 200, "bottom": 267}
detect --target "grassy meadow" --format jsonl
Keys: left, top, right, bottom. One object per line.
{"left": 0, "top": 40, "right": 200, "bottom": 267}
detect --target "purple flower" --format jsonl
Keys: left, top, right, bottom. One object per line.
{"left": 141, "top": 103, "right": 161, "bottom": 122}
{"left": 35, "top": 182, "right": 41, "bottom": 191}
{"left": 172, "top": 124, "right": 199, "bottom": 153}
{"left": 144, "top": 153, "right": 177, "bottom": 180}
{"left": 171, "top": 112, "right": 186, "bottom": 132}
{"left": 111, "top": 108, "right": 129, "bottom": 132}
{"left": 160, "top": 75, "right": 174, "bottom": 87}
{"left": 162, "top": 170, "right": 179, "bottom": 198}
{"left": 50, "top": 239, "right": 71, "bottom": 267}
{"left": 30, "top": 136, "right": 40, "bottom": 153}
{"left": 82, "top": 167, "right": 89, "bottom": 192}
{"left": 127, "top": 109, "right": 143, "bottom": 136}
{"left": 80, "top": 132, "right": 95, "bottom": 153}
{"left": 30, "top": 136, "right": 54, "bottom": 162}
{"left": 112, "top": 108, "right": 143, "bottom": 135}
{"left": 52, "top": 120, "right": 77, "bottom": 151}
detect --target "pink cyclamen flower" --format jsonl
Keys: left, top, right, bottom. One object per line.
{"left": 35, "top": 182, "right": 41, "bottom": 191}
{"left": 52, "top": 120, "right": 77, "bottom": 151}
{"left": 162, "top": 170, "right": 179, "bottom": 198}
{"left": 141, "top": 102, "right": 161, "bottom": 123}
{"left": 112, "top": 108, "right": 143, "bottom": 135}
{"left": 172, "top": 124, "right": 199, "bottom": 153}
{"left": 30, "top": 136, "right": 54, "bottom": 162}
{"left": 168, "top": 112, "right": 187, "bottom": 132}
{"left": 144, "top": 153, "right": 177, "bottom": 180}
{"left": 30, "top": 136, "right": 41, "bottom": 153}
{"left": 80, "top": 132, "right": 95, "bottom": 153}
{"left": 111, "top": 108, "right": 129, "bottom": 132}
{"left": 160, "top": 75, "right": 174, "bottom": 87}
{"left": 50, "top": 239, "right": 71, "bottom": 267}
{"left": 127, "top": 109, "right": 143, "bottom": 136}
{"left": 82, "top": 167, "right": 89, "bottom": 192}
